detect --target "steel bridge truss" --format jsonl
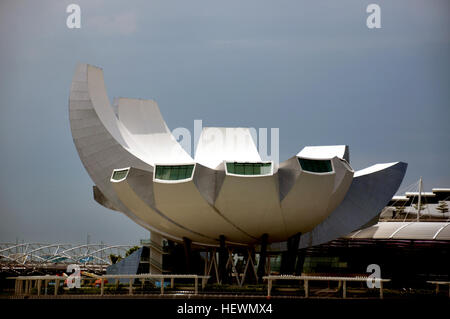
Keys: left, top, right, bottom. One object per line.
{"left": 0, "top": 243, "right": 135, "bottom": 274}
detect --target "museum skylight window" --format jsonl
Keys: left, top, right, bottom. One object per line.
{"left": 155, "top": 165, "right": 195, "bottom": 181}
{"left": 111, "top": 168, "right": 129, "bottom": 181}
{"left": 298, "top": 158, "right": 332, "bottom": 173}
{"left": 226, "top": 162, "right": 272, "bottom": 176}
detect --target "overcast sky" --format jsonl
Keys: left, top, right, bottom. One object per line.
{"left": 0, "top": 0, "right": 449, "bottom": 245}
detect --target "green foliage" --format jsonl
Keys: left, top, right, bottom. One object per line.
{"left": 109, "top": 254, "right": 122, "bottom": 264}
{"left": 109, "top": 246, "right": 140, "bottom": 264}
{"left": 436, "top": 201, "right": 449, "bottom": 214}
{"left": 393, "top": 206, "right": 405, "bottom": 218}
{"left": 125, "top": 246, "right": 140, "bottom": 257}
{"left": 413, "top": 203, "right": 427, "bottom": 211}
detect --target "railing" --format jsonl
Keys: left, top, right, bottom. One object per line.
{"left": 263, "top": 275, "right": 391, "bottom": 299}
{"left": 0, "top": 243, "right": 135, "bottom": 271}
{"left": 427, "top": 281, "right": 450, "bottom": 298}
{"left": 8, "top": 274, "right": 211, "bottom": 297}
{"left": 139, "top": 239, "right": 167, "bottom": 254}
{"left": 9, "top": 274, "right": 394, "bottom": 298}
{"left": 139, "top": 256, "right": 164, "bottom": 272}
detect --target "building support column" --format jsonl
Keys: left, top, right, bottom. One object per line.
{"left": 150, "top": 232, "right": 163, "bottom": 274}
{"left": 282, "top": 232, "right": 301, "bottom": 274}
{"left": 204, "top": 248, "right": 220, "bottom": 284}
{"left": 240, "top": 248, "right": 258, "bottom": 285}
{"left": 166, "top": 240, "right": 176, "bottom": 273}
{"left": 257, "top": 233, "right": 269, "bottom": 281}
{"left": 295, "top": 247, "right": 306, "bottom": 275}
{"left": 218, "top": 235, "right": 229, "bottom": 284}
{"left": 249, "top": 248, "right": 258, "bottom": 283}
{"left": 183, "top": 237, "right": 192, "bottom": 274}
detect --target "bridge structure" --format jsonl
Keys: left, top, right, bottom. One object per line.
{"left": 0, "top": 243, "right": 136, "bottom": 275}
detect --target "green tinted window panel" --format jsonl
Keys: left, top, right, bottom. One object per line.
{"left": 112, "top": 169, "right": 129, "bottom": 181}
{"left": 185, "top": 165, "right": 194, "bottom": 179}
{"left": 178, "top": 166, "right": 187, "bottom": 179}
{"left": 298, "top": 158, "right": 332, "bottom": 173}
{"left": 155, "top": 165, "right": 194, "bottom": 180}
{"left": 226, "top": 162, "right": 272, "bottom": 175}
{"left": 244, "top": 163, "right": 253, "bottom": 175}
{"left": 169, "top": 166, "right": 179, "bottom": 180}
{"left": 161, "top": 167, "right": 171, "bottom": 180}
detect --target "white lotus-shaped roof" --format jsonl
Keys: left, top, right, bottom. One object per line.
{"left": 69, "top": 64, "right": 407, "bottom": 247}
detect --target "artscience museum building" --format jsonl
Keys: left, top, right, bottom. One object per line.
{"left": 69, "top": 64, "right": 407, "bottom": 250}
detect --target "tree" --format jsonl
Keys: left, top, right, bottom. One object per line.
{"left": 393, "top": 206, "right": 405, "bottom": 219}
{"left": 109, "top": 254, "right": 122, "bottom": 264}
{"left": 436, "top": 201, "right": 449, "bottom": 216}
{"left": 413, "top": 203, "right": 427, "bottom": 219}
{"left": 125, "top": 246, "right": 140, "bottom": 257}
{"left": 413, "top": 203, "right": 427, "bottom": 211}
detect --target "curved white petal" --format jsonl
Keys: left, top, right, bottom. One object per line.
{"left": 69, "top": 64, "right": 193, "bottom": 240}
{"left": 280, "top": 156, "right": 353, "bottom": 234}
{"left": 214, "top": 172, "right": 287, "bottom": 242}
{"left": 70, "top": 64, "right": 155, "bottom": 231}
{"left": 110, "top": 167, "right": 215, "bottom": 243}
{"left": 153, "top": 173, "right": 257, "bottom": 243}
{"left": 299, "top": 161, "right": 408, "bottom": 248}
{"left": 117, "top": 98, "right": 193, "bottom": 165}
{"left": 297, "top": 145, "right": 350, "bottom": 162}
{"left": 195, "top": 127, "right": 261, "bottom": 169}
